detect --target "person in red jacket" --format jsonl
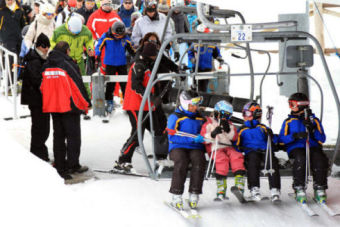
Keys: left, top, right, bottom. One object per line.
{"left": 40, "top": 41, "right": 91, "bottom": 180}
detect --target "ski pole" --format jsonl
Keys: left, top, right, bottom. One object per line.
{"left": 304, "top": 108, "right": 313, "bottom": 185}
{"left": 262, "top": 106, "right": 275, "bottom": 176}
{"left": 205, "top": 144, "right": 216, "bottom": 180}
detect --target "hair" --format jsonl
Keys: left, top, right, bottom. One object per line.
{"left": 53, "top": 41, "right": 70, "bottom": 54}
{"left": 139, "top": 32, "right": 161, "bottom": 48}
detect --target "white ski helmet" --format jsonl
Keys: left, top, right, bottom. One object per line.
{"left": 179, "top": 90, "right": 203, "bottom": 111}
{"left": 67, "top": 15, "right": 82, "bottom": 35}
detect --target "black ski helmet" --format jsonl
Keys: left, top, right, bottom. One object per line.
{"left": 288, "top": 92, "right": 309, "bottom": 111}
{"left": 144, "top": 0, "right": 158, "bottom": 12}
{"left": 111, "top": 20, "right": 126, "bottom": 36}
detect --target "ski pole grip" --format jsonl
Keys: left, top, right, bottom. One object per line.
{"left": 166, "top": 128, "right": 177, "bottom": 135}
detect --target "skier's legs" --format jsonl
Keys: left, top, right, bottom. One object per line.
{"left": 245, "top": 152, "right": 262, "bottom": 189}
{"left": 214, "top": 148, "right": 229, "bottom": 176}
{"left": 29, "top": 106, "right": 50, "bottom": 161}
{"left": 228, "top": 148, "right": 246, "bottom": 174}
{"left": 52, "top": 113, "right": 67, "bottom": 175}
{"left": 116, "top": 65, "right": 127, "bottom": 97}
{"left": 188, "top": 149, "right": 206, "bottom": 194}
{"left": 105, "top": 65, "right": 117, "bottom": 101}
{"left": 63, "top": 113, "right": 81, "bottom": 169}
{"left": 289, "top": 148, "right": 306, "bottom": 189}
{"left": 169, "top": 148, "right": 190, "bottom": 195}
{"left": 267, "top": 155, "right": 281, "bottom": 189}
{"left": 310, "top": 147, "right": 329, "bottom": 189}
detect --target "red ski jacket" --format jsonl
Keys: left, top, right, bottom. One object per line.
{"left": 86, "top": 8, "right": 121, "bottom": 40}
{"left": 123, "top": 61, "right": 155, "bottom": 111}
{"left": 40, "top": 50, "right": 91, "bottom": 114}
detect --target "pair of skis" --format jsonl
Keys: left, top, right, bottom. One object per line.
{"left": 288, "top": 193, "right": 340, "bottom": 217}
{"left": 93, "top": 169, "right": 149, "bottom": 177}
{"left": 164, "top": 201, "right": 201, "bottom": 219}
{"left": 230, "top": 186, "right": 279, "bottom": 204}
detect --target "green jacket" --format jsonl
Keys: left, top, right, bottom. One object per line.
{"left": 50, "top": 24, "right": 94, "bottom": 68}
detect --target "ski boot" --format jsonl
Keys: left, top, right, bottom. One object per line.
{"left": 314, "top": 186, "right": 327, "bottom": 204}
{"left": 113, "top": 161, "right": 135, "bottom": 173}
{"left": 215, "top": 178, "right": 227, "bottom": 201}
{"left": 188, "top": 193, "right": 199, "bottom": 209}
{"left": 294, "top": 186, "right": 307, "bottom": 204}
{"left": 234, "top": 174, "right": 245, "bottom": 194}
{"left": 171, "top": 194, "right": 184, "bottom": 210}
{"left": 270, "top": 188, "right": 281, "bottom": 203}
{"left": 106, "top": 100, "right": 114, "bottom": 114}
{"left": 249, "top": 187, "right": 261, "bottom": 201}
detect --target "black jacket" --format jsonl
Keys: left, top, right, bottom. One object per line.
{"left": 0, "top": 3, "right": 27, "bottom": 52}
{"left": 21, "top": 49, "right": 46, "bottom": 108}
{"left": 76, "top": 5, "right": 97, "bottom": 25}
{"left": 171, "top": 11, "right": 189, "bottom": 34}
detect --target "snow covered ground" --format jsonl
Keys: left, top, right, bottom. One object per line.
{"left": 1, "top": 0, "right": 340, "bottom": 226}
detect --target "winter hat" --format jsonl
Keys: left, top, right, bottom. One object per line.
{"left": 67, "top": 15, "right": 83, "bottom": 34}
{"left": 40, "top": 3, "right": 55, "bottom": 15}
{"left": 36, "top": 33, "right": 51, "bottom": 48}
{"left": 131, "top": 11, "right": 141, "bottom": 21}
{"left": 142, "top": 42, "right": 159, "bottom": 58}
{"left": 158, "top": 3, "right": 169, "bottom": 13}
{"left": 22, "top": 4, "right": 33, "bottom": 15}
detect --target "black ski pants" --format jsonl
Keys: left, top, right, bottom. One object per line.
{"left": 245, "top": 152, "right": 281, "bottom": 190}
{"left": 289, "top": 147, "right": 329, "bottom": 190}
{"left": 105, "top": 65, "right": 127, "bottom": 100}
{"left": 196, "top": 68, "right": 211, "bottom": 93}
{"left": 52, "top": 113, "right": 81, "bottom": 175}
{"left": 169, "top": 148, "right": 206, "bottom": 195}
{"left": 119, "top": 108, "right": 167, "bottom": 163}
{"left": 29, "top": 106, "right": 50, "bottom": 161}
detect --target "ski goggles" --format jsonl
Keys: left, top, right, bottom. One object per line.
{"left": 182, "top": 96, "right": 203, "bottom": 107}
{"left": 289, "top": 100, "right": 310, "bottom": 109}
{"left": 242, "top": 105, "right": 262, "bottom": 118}
{"left": 43, "top": 12, "right": 55, "bottom": 17}
{"left": 219, "top": 110, "right": 232, "bottom": 120}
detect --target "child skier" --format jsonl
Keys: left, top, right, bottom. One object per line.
{"left": 201, "top": 100, "right": 246, "bottom": 200}
{"left": 167, "top": 90, "right": 206, "bottom": 210}
{"left": 279, "top": 92, "right": 328, "bottom": 204}
{"left": 236, "top": 102, "right": 281, "bottom": 202}
{"left": 95, "top": 19, "right": 135, "bottom": 114}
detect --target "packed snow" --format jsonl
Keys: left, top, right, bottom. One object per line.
{"left": 1, "top": 0, "right": 340, "bottom": 226}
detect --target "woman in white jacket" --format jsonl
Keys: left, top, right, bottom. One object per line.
{"left": 23, "top": 3, "right": 56, "bottom": 51}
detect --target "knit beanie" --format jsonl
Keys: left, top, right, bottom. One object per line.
{"left": 35, "top": 33, "right": 51, "bottom": 48}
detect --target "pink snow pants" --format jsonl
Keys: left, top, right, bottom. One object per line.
{"left": 207, "top": 146, "right": 245, "bottom": 176}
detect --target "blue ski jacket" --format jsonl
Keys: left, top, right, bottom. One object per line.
{"left": 118, "top": 5, "right": 136, "bottom": 28}
{"left": 95, "top": 28, "right": 134, "bottom": 66}
{"left": 188, "top": 44, "right": 221, "bottom": 70}
{"left": 278, "top": 113, "right": 326, "bottom": 154}
{"left": 236, "top": 119, "right": 278, "bottom": 155}
{"left": 167, "top": 106, "right": 205, "bottom": 152}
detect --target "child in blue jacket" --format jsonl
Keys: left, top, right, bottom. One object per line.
{"left": 279, "top": 93, "right": 328, "bottom": 204}
{"left": 236, "top": 102, "right": 281, "bottom": 202}
{"left": 166, "top": 90, "right": 205, "bottom": 211}
{"left": 95, "top": 20, "right": 135, "bottom": 114}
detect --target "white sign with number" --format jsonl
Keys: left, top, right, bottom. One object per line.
{"left": 231, "top": 25, "right": 253, "bottom": 42}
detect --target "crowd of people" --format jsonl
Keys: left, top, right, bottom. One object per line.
{"left": 0, "top": 0, "right": 329, "bottom": 212}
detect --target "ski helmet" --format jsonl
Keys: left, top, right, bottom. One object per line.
{"left": 179, "top": 90, "right": 203, "bottom": 111}
{"left": 288, "top": 92, "right": 309, "bottom": 111}
{"left": 111, "top": 20, "right": 126, "bottom": 37}
{"left": 214, "top": 100, "right": 233, "bottom": 120}
{"left": 144, "top": 0, "right": 158, "bottom": 12}
{"left": 67, "top": 0, "right": 77, "bottom": 12}
{"left": 67, "top": 15, "right": 82, "bottom": 35}
{"left": 242, "top": 102, "right": 262, "bottom": 119}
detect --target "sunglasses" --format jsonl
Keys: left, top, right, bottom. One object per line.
{"left": 40, "top": 44, "right": 50, "bottom": 48}
{"left": 43, "top": 13, "right": 55, "bottom": 16}
{"left": 288, "top": 100, "right": 310, "bottom": 108}
{"left": 146, "top": 7, "right": 156, "bottom": 13}
{"left": 124, "top": 1, "right": 132, "bottom": 4}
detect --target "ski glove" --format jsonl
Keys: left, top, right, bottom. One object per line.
{"left": 293, "top": 132, "right": 308, "bottom": 140}
{"left": 194, "top": 135, "right": 205, "bottom": 143}
{"left": 211, "top": 126, "right": 223, "bottom": 138}
{"left": 303, "top": 119, "right": 315, "bottom": 133}
{"left": 220, "top": 119, "right": 231, "bottom": 133}
{"left": 217, "top": 57, "right": 224, "bottom": 65}
{"left": 174, "top": 52, "right": 180, "bottom": 62}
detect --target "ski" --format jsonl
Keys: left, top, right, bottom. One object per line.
{"left": 271, "top": 196, "right": 282, "bottom": 205}
{"left": 213, "top": 196, "right": 229, "bottom": 202}
{"left": 164, "top": 201, "right": 190, "bottom": 219}
{"left": 184, "top": 199, "right": 202, "bottom": 219}
{"left": 93, "top": 169, "right": 149, "bottom": 177}
{"left": 231, "top": 186, "right": 248, "bottom": 203}
{"left": 312, "top": 198, "right": 340, "bottom": 217}
{"left": 288, "top": 193, "right": 318, "bottom": 217}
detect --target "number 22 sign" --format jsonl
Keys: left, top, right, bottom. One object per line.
{"left": 231, "top": 25, "right": 252, "bottom": 42}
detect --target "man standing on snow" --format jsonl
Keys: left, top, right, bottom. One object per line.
{"left": 40, "top": 41, "right": 91, "bottom": 180}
